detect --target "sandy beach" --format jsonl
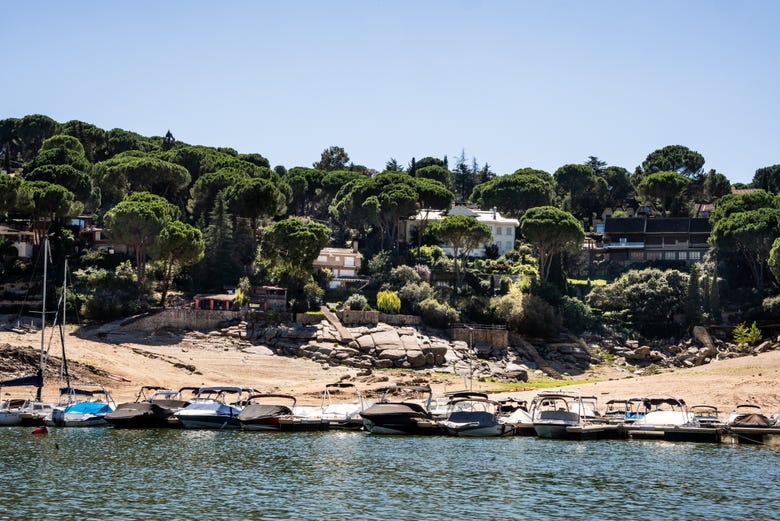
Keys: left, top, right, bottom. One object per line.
{"left": 2, "top": 325, "right": 779, "bottom": 415}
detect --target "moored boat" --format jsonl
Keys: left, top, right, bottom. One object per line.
{"left": 175, "top": 386, "right": 255, "bottom": 429}
{"left": 360, "top": 386, "right": 439, "bottom": 435}
{"left": 438, "top": 396, "right": 514, "bottom": 437}
{"left": 238, "top": 393, "right": 303, "bottom": 431}
{"left": 317, "top": 382, "right": 370, "bottom": 430}
{"left": 106, "top": 386, "right": 195, "bottom": 429}
{"left": 45, "top": 383, "right": 116, "bottom": 427}
{"left": 530, "top": 392, "right": 613, "bottom": 439}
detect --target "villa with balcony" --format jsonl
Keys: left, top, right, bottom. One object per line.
{"left": 602, "top": 217, "right": 711, "bottom": 264}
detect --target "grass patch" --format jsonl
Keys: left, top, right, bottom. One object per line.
{"left": 567, "top": 278, "right": 607, "bottom": 286}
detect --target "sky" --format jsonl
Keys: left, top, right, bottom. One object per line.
{"left": 3, "top": 1, "right": 779, "bottom": 184}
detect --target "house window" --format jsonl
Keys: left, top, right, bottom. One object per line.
{"left": 344, "top": 256, "right": 355, "bottom": 267}
{"left": 663, "top": 251, "right": 676, "bottom": 260}
{"left": 646, "top": 251, "right": 662, "bottom": 260}
{"left": 496, "top": 227, "right": 503, "bottom": 235}
{"left": 506, "top": 227, "right": 514, "bottom": 235}
{"left": 689, "top": 251, "right": 702, "bottom": 260}
{"left": 505, "top": 241, "right": 512, "bottom": 250}
{"left": 629, "top": 251, "right": 644, "bottom": 261}
{"left": 317, "top": 255, "right": 326, "bottom": 262}
{"left": 678, "top": 251, "right": 688, "bottom": 260}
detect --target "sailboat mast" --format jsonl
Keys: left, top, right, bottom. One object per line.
{"left": 36, "top": 238, "right": 48, "bottom": 402}
{"left": 59, "top": 258, "right": 71, "bottom": 392}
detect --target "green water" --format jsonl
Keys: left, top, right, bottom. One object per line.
{"left": 1, "top": 428, "right": 779, "bottom": 520}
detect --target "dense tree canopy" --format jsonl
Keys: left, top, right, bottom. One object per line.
{"left": 641, "top": 145, "right": 705, "bottom": 179}
{"left": 469, "top": 168, "right": 555, "bottom": 216}
{"left": 636, "top": 171, "right": 691, "bottom": 216}
{"left": 587, "top": 268, "right": 688, "bottom": 336}
{"left": 520, "top": 206, "right": 584, "bottom": 282}
{"left": 331, "top": 172, "right": 451, "bottom": 249}
{"left": 104, "top": 192, "right": 180, "bottom": 282}
{"left": 258, "top": 217, "right": 331, "bottom": 286}
{"left": 430, "top": 214, "right": 492, "bottom": 289}
{"left": 153, "top": 220, "right": 205, "bottom": 306}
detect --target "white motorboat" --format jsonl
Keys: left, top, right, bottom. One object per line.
{"left": 0, "top": 398, "right": 27, "bottom": 426}
{"left": 530, "top": 392, "right": 607, "bottom": 439}
{"left": 316, "top": 383, "right": 370, "bottom": 429}
{"left": 438, "top": 396, "right": 514, "bottom": 437}
{"left": 175, "top": 386, "right": 255, "bottom": 429}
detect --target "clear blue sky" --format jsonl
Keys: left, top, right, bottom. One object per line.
{"left": 3, "top": 1, "right": 778, "bottom": 184}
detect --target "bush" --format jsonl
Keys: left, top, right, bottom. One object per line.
{"left": 414, "top": 264, "right": 431, "bottom": 282}
{"left": 398, "top": 282, "right": 434, "bottom": 314}
{"left": 733, "top": 321, "right": 761, "bottom": 346}
{"left": 388, "top": 265, "right": 421, "bottom": 288}
{"left": 586, "top": 267, "right": 688, "bottom": 337}
{"left": 72, "top": 262, "right": 150, "bottom": 320}
{"left": 367, "top": 251, "right": 393, "bottom": 288}
{"left": 303, "top": 279, "right": 324, "bottom": 310}
{"left": 419, "top": 298, "right": 459, "bottom": 329}
{"left": 417, "top": 245, "right": 446, "bottom": 266}
{"left": 558, "top": 295, "right": 595, "bottom": 334}
{"left": 376, "top": 290, "right": 401, "bottom": 314}
{"left": 762, "top": 295, "right": 780, "bottom": 319}
{"left": 344, "top": 293, "right": 370, "bottom": 311}
{"left": 490, "top": 285, "right": 560, "bottom": 337}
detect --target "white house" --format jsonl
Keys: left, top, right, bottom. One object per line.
{"left": 400, "top": 205, "right": 519, "bottom": 257}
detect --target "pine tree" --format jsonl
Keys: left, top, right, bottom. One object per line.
{"left": 701, "top": 273, "right": 711, "bottom": 316}
{"left": 685, "top": 264, "right": 702, "bottom": 326}
{"left": 710, "top": 273, "right": 721, "bottom": 323}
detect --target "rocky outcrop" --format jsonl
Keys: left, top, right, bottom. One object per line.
{"left": 583, "top": 326, "right": 780, "bottom": 372}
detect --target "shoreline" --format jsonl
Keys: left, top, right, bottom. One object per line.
{"left": 1, "top": 326, "right": 779, "bottom": 415}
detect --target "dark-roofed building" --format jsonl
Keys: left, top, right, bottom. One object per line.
{"left": 603, "top": 217, "right": 711, "bottom": 264}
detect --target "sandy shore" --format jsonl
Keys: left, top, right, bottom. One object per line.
{"left": 2, "top": 326, "right": 779, "bottom": 415}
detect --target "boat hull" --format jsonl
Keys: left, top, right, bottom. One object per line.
{"left": 177, "top": 415, "right": 241, "bottom": 430}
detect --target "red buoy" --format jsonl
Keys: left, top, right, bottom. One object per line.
{"left": 32, "top": 425, "right": 48, "bottom": 435}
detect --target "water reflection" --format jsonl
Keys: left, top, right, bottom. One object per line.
{"left": 0, "top": 429, "right": 778, "bottom": 520}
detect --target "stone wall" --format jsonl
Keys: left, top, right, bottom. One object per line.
{"left": 338, "top": 310, "right": 421, "bottom": 327}
{"left": 451, "top": 326, "right": 508, "bottom": 349}
{"left": 339, "top": 310, "right": 379, "bottom": 326}
{"left": 120, "top": 308, "right": 244, "bottom": 332}
{"left": 294, "top": 313, "right": 327, "bottom": 325}
{"left": 378, "top": 313, "right": 422, "bottom": 326}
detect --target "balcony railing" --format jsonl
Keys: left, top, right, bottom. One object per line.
{"left": 603, "top": 241, "right": 644, "bottom": 249}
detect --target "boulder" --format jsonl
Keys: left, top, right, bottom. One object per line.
{"left": 692, "top": 326, "right": 715, "bottom": 350}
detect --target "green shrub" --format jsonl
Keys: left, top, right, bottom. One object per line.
{"left": 398, "top": 282, "right": 434, "bottom": 314}
{"left": 389, "top": 265, "right": 421, "bottom": 288}
{"left": 376, "top": 290, "right": 401, "bottom": 314}
{"left": 303, "top": 279, "right": 324, "bottom": 310}
{"left": 419, "top": 298, "right": 459, "bottom": 328}
{"left": 733, "top": 321, "right": 761, "bottom": 346}
{"left": 345, "top": 293, "right": 370, "bottom": 311}
{"left": 559, "top": 295, "right": 595, "bottom": 334}
{"left": 490, "top": 284, "right": 560, "bottom": 337}
{"left": 762, "top": 295, "right": 780, "bottom": 319}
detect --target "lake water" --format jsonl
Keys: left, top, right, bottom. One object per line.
{"left": 1, "top": 428, "right": 779, "bottom": 520}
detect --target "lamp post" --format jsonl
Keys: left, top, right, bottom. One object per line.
{"left": 464, "top": 323, "right": 474, "bottom": 391}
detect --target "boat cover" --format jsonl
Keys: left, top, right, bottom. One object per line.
{"left": 238, "top": 404, "right": 292, "bottom": 422}
{"left": 65, "top": 402, "right": 112, "bottom": 414}
{"left": 106, "top": 402, "right": 171, "bottom": 420}
{"left": 730, "top": 413, "right": 771, "bottom": 427}
{"left": 360, "top": 402, "right": 429, "bottom": 419}
{"left": 0, "top": 374, "right": 43, "bottom": 388}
